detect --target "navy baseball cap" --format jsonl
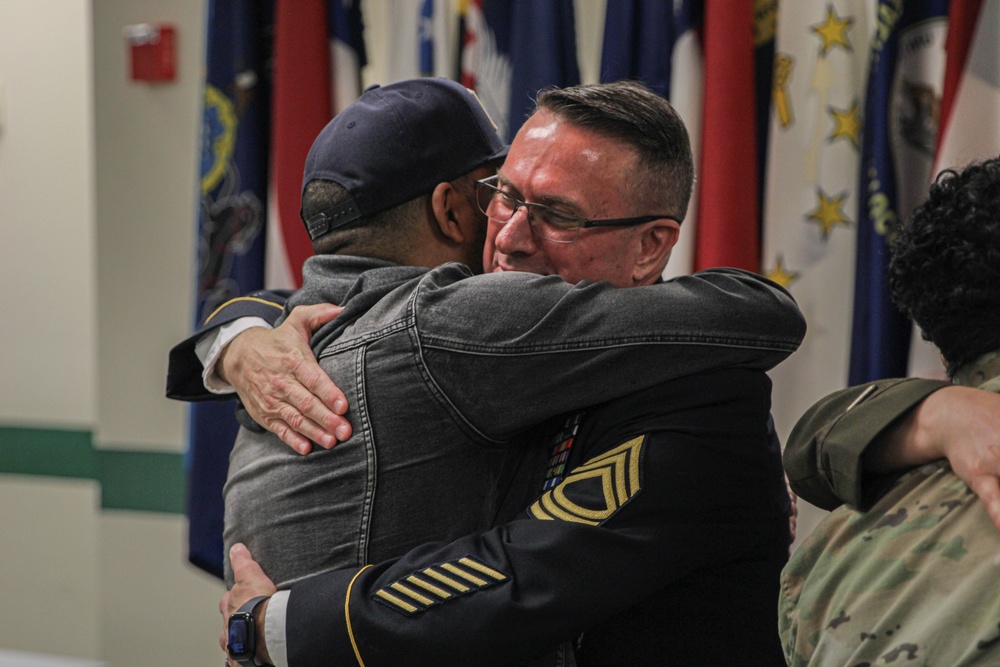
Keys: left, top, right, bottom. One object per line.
{"left": 302, "top": 77, "right": 508, "bottom": 241}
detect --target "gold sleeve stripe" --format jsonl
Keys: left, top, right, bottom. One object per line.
{"left": 440, "top": 562, "right": 488, "bottom": 586}
{"left": 624, "top": 437, "right": 642, "bottom": 493}
{"left": 552, "top": 468, "right": 616, "bottom": 520}
{"left": 458, "top": 557, "right": 507, "bottom": 581}
{"left": 541, "top": 488, "right": 603, "bottom": 524}
{"left": 374, "top": 589, "right": 418, "bottom": 614}
{"left": 572, "top": 437, "right": 643, "bottom": 495}
{"left": 423, "top": 568, "right": 471, "bottom": 592}
{"left": 346, "top": 564, "right": 373, "bottom": 667}
{"left": 203, "top": 295, "right": 284, "bottom": 325}
{"left": 389, "top": 582, "right": 434, "bottom": 606}
{"left": 371, "top": 557, "right": 511, "bottom": 616}
{"left": 611, "top": 452, "right": 630, "bottom": 501}
{"left": 406, "top": 575, "right": 452, "bottom": 599}
{"left": 529, "top": 500, "right": 552, "bottom": 521}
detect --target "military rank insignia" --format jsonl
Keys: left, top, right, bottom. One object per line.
{"left": 530, "top": 435, "right": 646, "bottom": 525}
{"left": 372, "top": 556, "right": 510, "bottom": 616}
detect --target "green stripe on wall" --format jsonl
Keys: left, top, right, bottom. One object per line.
{"left": 0, "top": 426, "right": 97, "bottom": 478}
{"left": 0, "top": 426, "right": 184, "bottom": 514}
{"left": 99, "top": 449, "right": 185, "bottom": 513}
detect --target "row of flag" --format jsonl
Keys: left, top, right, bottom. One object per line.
{"left": 188, "top": 0, "right": 1000, "bottom": 576}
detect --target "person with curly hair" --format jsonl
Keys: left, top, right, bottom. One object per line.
{"left": 780, "top": 156, "right": 1000, "bottom": 666}
{"left": 891, "top": 157, "right": 1000, "bottom": 375}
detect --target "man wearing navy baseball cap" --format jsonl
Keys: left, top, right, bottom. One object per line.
{"left": 301, "top": 78, "right": 507, "bottom": 281}
{"left": 168, "top": 79, "right": 803, "bottom": 666}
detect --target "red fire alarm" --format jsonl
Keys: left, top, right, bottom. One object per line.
{"left": 124, "top": 23, "right": 176, "bottom": 82}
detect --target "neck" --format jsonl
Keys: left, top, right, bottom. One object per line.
{"left": 952, "top": 349, "right": 1000, "bottom": 391}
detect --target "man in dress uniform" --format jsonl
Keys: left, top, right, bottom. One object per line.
{"left": 168, "top": 79, "right": 804, "bottom": 666}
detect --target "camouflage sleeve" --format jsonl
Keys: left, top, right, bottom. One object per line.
{"left": 165, "top": 289, "right": 290, "bottom": 401}
{"left": 781, "top": 462, "right": 1000, "bottom": 666}
{"left": 784, "top": 378, "right": 949, "bottom": 510}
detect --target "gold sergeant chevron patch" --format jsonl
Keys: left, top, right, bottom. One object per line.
{"left": 372, "top": 556, "right": 510, "bottom": 616}
{"left": 529, "top": 435, "right": 645, "bottom": 525}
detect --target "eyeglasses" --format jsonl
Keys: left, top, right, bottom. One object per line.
{"left": 474, "top": 175, "right": 678, "bottom": 244}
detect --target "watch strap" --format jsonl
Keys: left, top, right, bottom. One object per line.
{"left": 236, "top": 594, "right": 271, "bottom": 616}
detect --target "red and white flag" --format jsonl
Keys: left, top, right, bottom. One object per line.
{"left": 266, "top": 0, "right": 365, "bottom": 290}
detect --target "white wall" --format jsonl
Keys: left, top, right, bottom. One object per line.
{"left": 0, "top": 0, "right": 220, "bottom": 663}
{"left": 92, "top": 0, "right": 201, "bottom": 451}
{"left": 0, "top": 0, "right": 102, "bottom": 659}
{"left": 0, "top": 0, "right": 97, "bottom": 428}
{"left": 0, "top": 477, "right": 103, "bottom": 657}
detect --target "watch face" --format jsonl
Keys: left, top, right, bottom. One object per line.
{"left": 228, "top": 612, "right": 254, "bottom": 659}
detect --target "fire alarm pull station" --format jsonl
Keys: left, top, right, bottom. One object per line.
{"left": 124, "top": 23, "right": 176, "bottom": 82}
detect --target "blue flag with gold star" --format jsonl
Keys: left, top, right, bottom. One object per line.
{"left": 849, "top": 0, "right": 948, "bottom": 384}
{"left": 189, "top": 0, "right": 272, "bottom": 578}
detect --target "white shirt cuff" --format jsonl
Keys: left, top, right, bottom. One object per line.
{"left": 194, "top": 317, "right": 273, "bottom": 394}
{"left": 264, "top": 590, "right": 290, "bottom": 667}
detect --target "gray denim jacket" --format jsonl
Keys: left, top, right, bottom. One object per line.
{"left": 223, "top": 256, "right": 805, "bottom": 599}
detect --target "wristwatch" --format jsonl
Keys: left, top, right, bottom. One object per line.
{"left": 227, "top": 595, "right": 270, "bottom": 667}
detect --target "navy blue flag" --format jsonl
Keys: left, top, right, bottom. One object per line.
{"left": 507, "top": 0, "right": 580, "bottom": 140}
{"left": 599, "top": 0, "right": 678, "bottom": 96}
{"left": 188, "top": 0, "right": 272, "bottom": 578}
{"left": 849, "top": 0, "right": 948, "bottom": 384}
{"left": 419, "top": 0, "right": 435, "bottom": 75}
{"left": 753, "top": 1, "right": 776, "bottom": 234}
{"left": 331, "top": 0, "right": 366, "bottom": 56}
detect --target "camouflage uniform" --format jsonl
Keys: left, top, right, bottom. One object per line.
{"left": 780, "top": 351, "right": 1000, "bottom": 666}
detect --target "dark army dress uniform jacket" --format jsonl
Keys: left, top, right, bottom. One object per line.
{"left": 168, "top": 254, "right": 806, "bottom": 665}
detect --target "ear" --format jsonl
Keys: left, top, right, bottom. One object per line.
{"left": 632, "top": 220, "right": 681, "bottom": 285}
{"left": 429, "top": 181, "right": 467, "bottom": 245}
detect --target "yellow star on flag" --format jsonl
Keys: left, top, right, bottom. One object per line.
{"left": 810, "top": 5, "right": 853, "bottom": 56}
{"left": 764, "top": 255, "right": 800, "bottom": 290}
{"left": 829, "top": 101, "right": 861, "bottom": 148}
{"left": 807, "top": 188, "right": 851, "bottom": 239}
